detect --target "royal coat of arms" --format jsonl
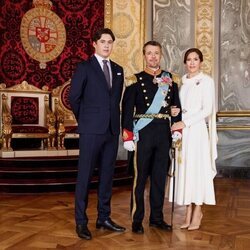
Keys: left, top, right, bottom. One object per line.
{"left": 20, "top": 0, "right": 66, "bottom": 69}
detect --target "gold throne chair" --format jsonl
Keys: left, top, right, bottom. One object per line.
{"left": 52, "top": 80, "right": 78, "bottom": 150}
{"left": 0, "top": 81, "right": 56, "bottom": 152}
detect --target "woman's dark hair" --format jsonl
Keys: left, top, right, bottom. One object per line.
{"left": 183, "top": 48, "right": 203, "bottom": 63}
{"left": 143, "top": 41, "right": 162, "bottom": 55}
{"left": 92, "top": 28, "right": 115, "bottom": 42}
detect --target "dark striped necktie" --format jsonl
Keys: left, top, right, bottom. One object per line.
{"left": 102, "top": 60, "right": 111, "bottom": 89}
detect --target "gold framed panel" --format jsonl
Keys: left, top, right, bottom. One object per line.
{"left": 104, "top": 0, "right": 146, "bottom": 79}
{"left": 216, "top": 110, "right": 250, "bottom": 131}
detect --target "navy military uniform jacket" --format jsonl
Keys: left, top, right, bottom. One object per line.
{"left": 122, "top": 70, "right": 181, "bottom": 138}
{"left": 121, "top": 69, "right": 182, "bottom": 223}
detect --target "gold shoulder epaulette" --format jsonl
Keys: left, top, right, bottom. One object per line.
{"left": 170, "top": 72, "right": 181, "bottom": 86}
{"left": 125, "top": 74, "right": 137, "bottom": 87}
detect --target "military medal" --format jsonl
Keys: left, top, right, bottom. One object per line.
{"left": 161, "top": 90, "right": 167, "bottom": 96}
{"left": 162, "top": 100, "right": 168, "bottom": 107}
{"left": 153, "top": 74, "right": 157, "bottom": 84}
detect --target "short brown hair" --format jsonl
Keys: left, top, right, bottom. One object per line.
{"left": 183, "top": 48, "right": 203, "bottom": 63}
{"left": 92, "top": 28, "right": 115, "bottom": 42}
{"left": 143, "top": 41, "right": 162, "bottom": 55}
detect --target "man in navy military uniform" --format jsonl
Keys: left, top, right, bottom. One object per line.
{"left": 69, "top": 28, "right": 125, "bottom": 240}
{"left": 122, "top": 41, "right": 181, "bottom": 234}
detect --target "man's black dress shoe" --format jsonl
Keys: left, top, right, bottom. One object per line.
{"left": 149, "top": 221, "right": 172, "bottom": 231}
{"left": 76, "top": 224, "right": 92, "bottom": 240}
{"left": 96, "top": 218, "right": 126, "bottom": 232}
{"left": 132, "top": 222, "right": 144, "bottom": 234}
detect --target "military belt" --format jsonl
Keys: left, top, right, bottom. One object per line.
{"left": 134, "top": 113, "right": 170, "bottom": 120}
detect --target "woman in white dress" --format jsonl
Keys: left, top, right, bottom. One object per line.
{"left": 171, "top": 48, "right": 217, "bottom": 230}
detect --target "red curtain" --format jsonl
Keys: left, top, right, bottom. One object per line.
{"left": 0, "top": 0, "right": 104, "bottom": 90}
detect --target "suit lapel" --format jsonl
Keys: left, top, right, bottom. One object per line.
{"left": 110, "top": 60, "right": 120, "bottom": 94}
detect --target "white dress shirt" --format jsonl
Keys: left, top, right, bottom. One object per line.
{"left": 95, "top": 54, "right": 112, "bottom": 86}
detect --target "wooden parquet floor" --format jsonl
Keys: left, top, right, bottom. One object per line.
{"left": 0, "top": 178, "right": 250, "bottom": 250}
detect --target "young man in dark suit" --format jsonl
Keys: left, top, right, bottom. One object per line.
{"left": 69, "top": 28, "right": 125, "bottom": 240}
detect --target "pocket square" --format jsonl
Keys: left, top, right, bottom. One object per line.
{"left": 117, "top": 72, "right": 122, "bottom": 75}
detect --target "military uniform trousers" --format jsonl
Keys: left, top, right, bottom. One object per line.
{"left": 131, "top": 120, "right": 171, "bottom": 223}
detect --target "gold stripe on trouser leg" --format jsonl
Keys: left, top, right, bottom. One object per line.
{"left": 131, "top": 141, "right": 138, "bottom": 221}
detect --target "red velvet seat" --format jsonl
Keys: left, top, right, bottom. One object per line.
{"left": 12, "top": 126, "right": 48, "bottom": 134}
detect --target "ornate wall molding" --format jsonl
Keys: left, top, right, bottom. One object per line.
{"left": 195, "top": 0, "right": 214, "bottom": 76}
{"left": 104, "top": 0, "right": 146, "bottom": 79}
{"left": 104, "top": 0, "right": 112, "bottom": 28}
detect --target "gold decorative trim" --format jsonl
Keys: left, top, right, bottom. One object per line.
{"left": 51, "top": 80, "right": 77, "bottom": 128}
{"left": 217, "top": 111, "right": 250, "bottom": 130}
{"left": 125, "top": 74, "right": 137, "bottom": 86}
{"left": 113, "top": 13, "right": 134, "bottom": 39}
{"left": 141, "top": 0, "right": 146, "bottom": 69}
{"left": 0, "top": 83, "right": 7, "bottom": 90}
{"left": 0, "top": 81, "right": 49, "bottom": 93}
{"left": 217, "top": 125, "right": 250, "bottom": 131}
{"left": 33, "top": 0, "right": 52, "bottom": 9}
{"left": 131, "top": 143, "right": 138, "bottom": 221}
{"left": 217, "top": 111, "right": 250, "bottom": 117}
{"left": 104, "top": 0, "right": 112, "bottom": 28}
{"left": 195, "top": 0, "right": 214, "bottom": 76}
{"left": 1, "top": 94, "right": 13, "bottom": 151}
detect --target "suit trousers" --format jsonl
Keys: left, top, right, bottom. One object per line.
{"left": 131, "top": 121, "right": 171, "bottom": 223}
{"left": 75, "top": 127, "right": 119, "bottom": 225}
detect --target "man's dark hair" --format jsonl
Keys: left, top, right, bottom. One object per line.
{"left": 183, "top": 48, "right": 203, "bottom": 63}
{"left": 143, "top": 41, "right": 162, "bottom": 55}
{"left": 92, "top": 28, "right": 115, "bottom": 42}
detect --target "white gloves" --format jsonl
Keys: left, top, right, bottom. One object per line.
{"left": 172, "top": 130, "right": 182, "bottom": 142}
{"left": 123, "top": 141, "right": 135, "bottom": 151}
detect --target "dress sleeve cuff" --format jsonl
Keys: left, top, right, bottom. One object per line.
{"left": 122, "top": 129, "right": 134, "bottom": 141}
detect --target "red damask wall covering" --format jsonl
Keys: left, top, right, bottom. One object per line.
{"left": 0, "top": 0, "right": 104, "bottom": 90}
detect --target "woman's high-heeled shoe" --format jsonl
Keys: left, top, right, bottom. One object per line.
{"left": 188, "top": 213, "right": 203, "bottom": 231}
{"left": 180, "top": 205, "right": 192, "bottom": 229}
{"left": 180, "top": 222, "right": 190, "bottom": 229}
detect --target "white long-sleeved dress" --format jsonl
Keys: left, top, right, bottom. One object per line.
{"left": 169, "top": 72, "right": 217, "bottom": 205}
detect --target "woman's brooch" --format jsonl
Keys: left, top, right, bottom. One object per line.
{"left": 196, "top": 79, "right": 202, "bottom": 85}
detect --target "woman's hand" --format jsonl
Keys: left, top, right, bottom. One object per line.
{"left": 171, "top": 106, "right": 181, "bottom": 117}
{"left": 171, "top": 121, "right": 186, "bottom": 131}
